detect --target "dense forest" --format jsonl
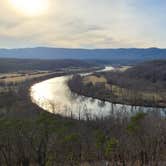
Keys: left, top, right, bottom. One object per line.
{"left": 123, "top": 60, "right": 166, "bottom": 81}
{"left": 0, "top": 58, "right": 96, "bottom": 73}
{"left": 102, "top": 60, "right": 166, "bottom": 91}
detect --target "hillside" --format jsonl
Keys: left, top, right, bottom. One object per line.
{"left": 0, "top": 47, "right": 166, "bottom": 62}
{"left": 0, "top": 58, "right": 96, "bottom": 73}
{"left": 100, "top": 60, "right": 166, "bottom": 91}
{"left": 123, "top": 60, "right": 166, "bottom": 82}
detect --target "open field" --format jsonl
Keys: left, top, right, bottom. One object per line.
{"left": 0, "top": 65, "right": 102, "bottom": 93}
{"left": 82, "top": 75, "right": 166, "bottom": 106}
{"left": 69, "top": 61, "right": 166, "bottom": 107}
{"left": 83, "top": 75, "right": 107, "bottom": 85}
{"left": 0, "top": 71, "right": 51, "bottom": 83}
{"left": 0, "top": 71, "right": 54, "bottom": 93}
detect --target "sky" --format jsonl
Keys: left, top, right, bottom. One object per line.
{"left": 0, "top": 0, "right": 166, "bottom": 48}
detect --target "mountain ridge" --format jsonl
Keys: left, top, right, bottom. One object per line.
{"left": 0, "top": 47, "right": 166, "bottom": 60}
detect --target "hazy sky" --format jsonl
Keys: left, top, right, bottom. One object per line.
{"left": 0, "top": 0, "right": 166, "bottom": 48}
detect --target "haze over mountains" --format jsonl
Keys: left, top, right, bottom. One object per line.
{"left": 0, "top": 47, "right": 166, "bottom": 61}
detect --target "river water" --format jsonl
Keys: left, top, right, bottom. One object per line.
{"left": 30, "top": 66, "right": 166, "bottom": 119}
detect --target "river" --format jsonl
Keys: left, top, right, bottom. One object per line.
{"left": 30, "top": 66, "right": 166, "bottom": 119}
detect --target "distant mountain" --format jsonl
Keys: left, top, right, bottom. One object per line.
{"left": 0, "top": 47, "right": 166, "bottom": 61}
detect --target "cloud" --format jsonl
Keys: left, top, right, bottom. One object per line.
{"left": 0, "top": 0, "right": 166, "bottom": 48}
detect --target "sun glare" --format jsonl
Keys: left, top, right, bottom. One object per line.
{"left": 9, "top": 0, "right": 49, "bottom": 16}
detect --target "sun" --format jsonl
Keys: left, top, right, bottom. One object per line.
{"left": 9, "top": 0, "right": 49, "bottom": 16}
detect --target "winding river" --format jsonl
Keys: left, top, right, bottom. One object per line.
{"left": 31, "top": 67, "right": 166, "bottom": 119}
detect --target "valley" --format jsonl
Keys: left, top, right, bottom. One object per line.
{"left": 0, "top": 58, "right": 165, "bottom": 165}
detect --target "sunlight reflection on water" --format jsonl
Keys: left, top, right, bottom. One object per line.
{"left": 31, "top": 67, "right": 166, "bottom": 119}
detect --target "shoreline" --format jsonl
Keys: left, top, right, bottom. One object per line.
{"left": 68, "top": 79, "right": 166, "bottom": 109}
{"left": 26, "top": 67, "right": 104, "bottom": 106}
{"left": 0, "top": 66, "right": 103, "bottom": 117}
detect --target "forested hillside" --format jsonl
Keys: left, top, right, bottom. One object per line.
{"left": 123, "top": 60, "right": 166, "bottom": 82}
{"left": 0, "top": 58, "right": 95, "bottom": 73}
{"left": 69, "top": 60, "right": 166, "bottom": 107}
{"left": 0, "top": 47, "right": 166, "bottom": 61}
{"left": 102, "top": 60, "right": 166, "bottom": 91}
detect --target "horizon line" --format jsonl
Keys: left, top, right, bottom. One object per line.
{"left": 0, "top": 46, "right": 165, "bottom": 50}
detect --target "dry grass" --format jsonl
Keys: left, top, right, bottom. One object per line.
{"left": 0, "top": 71, "right": 51, "bottom": 84}
{"left": 0, "top": 71, "right": 54, "bottom": 93}
{"left": 82, "top": 74, "right": 166, "bottom": 106}
{"left": 83, "top": 75, "right": 107, "bottom": 85}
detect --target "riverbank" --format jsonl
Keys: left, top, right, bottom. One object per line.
{"left": 68, "top": 71, "right": 166, "bottom": 108}
{"left": 0, "top": 66, "right": 166, "bottom": 165}
{"left": 0, "top": 66, "right": 103, "bottom": 117}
